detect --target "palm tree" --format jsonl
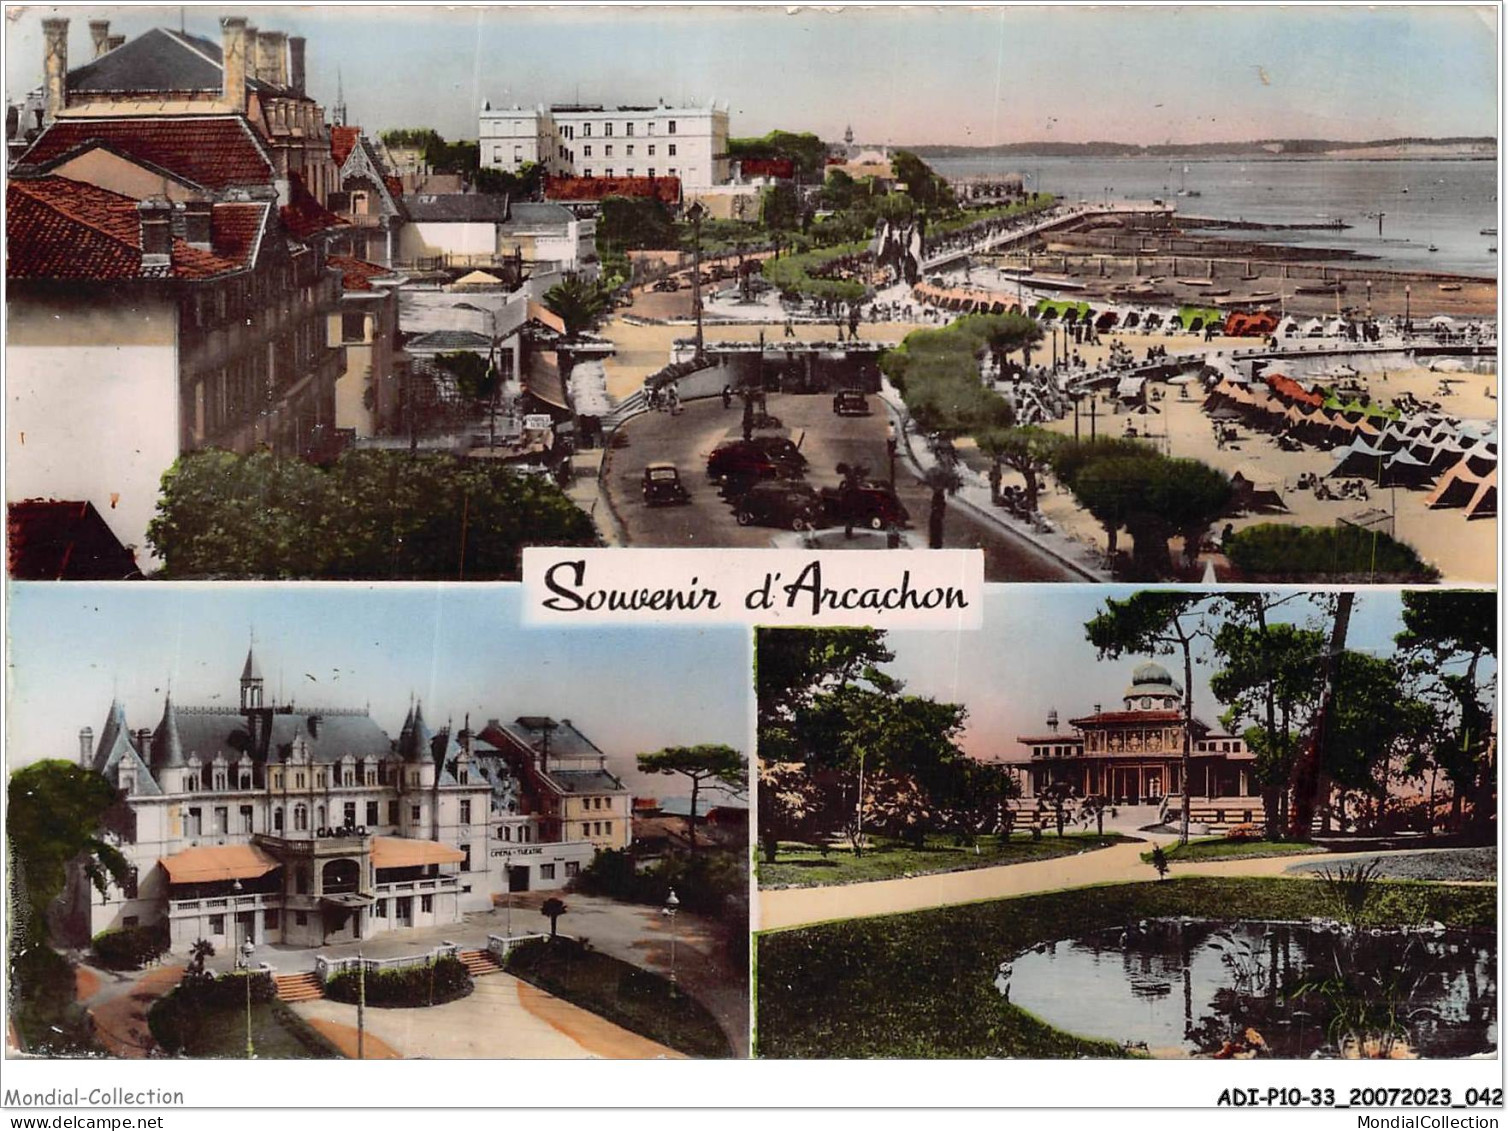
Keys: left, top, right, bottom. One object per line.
{"left": 920, "top": 464, "right": 961, "bottom": 549}
{"left": 542, "top": 274, "right": 610, "bottom": 339}
{"left": 541, "top": 897, "right": 568, "bottom": 939}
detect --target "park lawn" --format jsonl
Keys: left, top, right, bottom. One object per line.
{"left": 758, "top": 831, "right": 1135, "bottom": 889}
{"left": 180, "top": 999, "right": 339, "bottom": 1059}
{"left": 755, "top": 876, "right": 1496, "bottom": 1059}
{"left": 505, "top": 938, "right": 732, "bottom": 1059}
{"left": 1143, "top": 838, "right": 1330, "bottom": 864}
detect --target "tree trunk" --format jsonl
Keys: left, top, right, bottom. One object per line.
{"left": 928, "top": 491, "right": 946, "bottom": 549}
{"left": 1180, "top": 636, "right": 1194, "bottom": 847}
{"left": 688, "top": 775, "right": 700, "bottom": 853}
{"left": 1289, "top": 592, "right": 1353, "bottom": 838}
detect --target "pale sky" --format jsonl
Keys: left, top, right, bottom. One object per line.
{"left": 5, "top": 5, "right": 1498, "bottom": 147}
{"left": 876, "top": 587, "right": 1487, "bottom": 760}
{"left": 5, "top": 584, "right": 752, "bottom": 797}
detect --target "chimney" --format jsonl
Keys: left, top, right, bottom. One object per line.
{"left": 182, "top": 199, "right": 213, "bottom": 249}
{"left": 220, "top": 17, "right": 248, "bottom": 115}
{"left": 288, "top": 36, "right": 306, "bottom": 97}
{"left": 106, "top": 34, "right": 125, "bottom": 52}
{"left": 88, "top": 20, "right": 110, "bottom": 59}
{"left": 257, "top": 31, "right": 287, "bottom": 88}
{"left": 243, "top": 25, "right": 259, "bottom": 82}
{"left": 41, "top": 18, "right": 68, "bottom": 126}
{"left": 138, "top": 199, "right": 173, "bottom": 265}
{"left": 79, "top": 727, "right": 94, "bottom": 767}
{"left": 134, "top": 728, "right": 152, "bottom": 752}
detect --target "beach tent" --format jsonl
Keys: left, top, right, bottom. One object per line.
{"left": 1116, "top": 376, "right": 1147, "bottom": 402}
{"left": 1230, "top": 463, "right": 1287, "bottom": 512}
{"left": 1278, "top": 318, "right": 1300, "bottom": 336}
{"left": 1425, "top": 460, "right": 1485, "bottom": 509}
{"left": 1301, "top": 318, "right": 1325, "bottom": 337}
{"left": 1465, "top": 451, "right": 1498, "bottom": 478}
{"left": 1327, "top": 440, "right": 1388, "bottom": 480}
{"left": 1325, "top": 319, "right": 1348, "bottom": 336}
{"left": 1121, "top": 311, "right": 1141, "bottom": 328}
{"left": 1379, "top": 449, "right": 1435, "bottom": 489}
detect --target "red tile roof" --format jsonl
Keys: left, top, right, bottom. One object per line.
{"left": 8, "top": 176, "right": 257, "bottom": 282}
{"left": 279, "top": 171, "right": 346, "bottom": 240}
{"left": 738, "top": 157, "right": 794, "bottom": 179}
{"left": 8, "top": 500, "right": 141, "bottom": 580}
{"left": 384, "top": 175, "right": 404, "bottom": 199}
{"left": 545, "top": 175, "right": 680, "bottom": 205}
{"left": 18, "top": 115, "right": 275, "bottom": 192}
{"left": 330, "top": 125, "right": 362, "bottom": 167}
{"left": 329, "top": 254, "right": 397, "bottom": 292}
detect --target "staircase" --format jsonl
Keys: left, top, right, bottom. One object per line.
{"left": 459, "top": 949, "right": 503, "bottom": 978}
{"left": 601, "top": 388, "right": 647, "bottom": 431}
{"left": 274, "top": 972, "right": 324, "bottom": 1003}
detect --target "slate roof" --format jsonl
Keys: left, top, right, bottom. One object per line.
{"left": 7, "top": 177, "right": 260, "bottom": 282}
{"left": 492, "top": 717, "right": 604, "bottom": 760}
{"left": 18, "top": 115, "right": 276, "bottom": 193}
{"left": 404, "top": 329, "right": 493, "bottom": 353}
{"left": 404, "top": 193, "right": 511, "bottom": 223}
{"left": 6, "top": 500, "right": 141, "bottom": 579}
{"left": 502, "top": 202, "right": 575, "bottom": 228}
{"left": 133, "top": 706, "right": 398, "bottom": 765}
{"left": 64, "top": 27, "right": 286, "bottom": 96}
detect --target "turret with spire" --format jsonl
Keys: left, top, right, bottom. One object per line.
{"left": 150, "top": 693, "right": 189, "bottom": 793}
{"left": 240, "top": 640, "right": 264, "bottom": 711}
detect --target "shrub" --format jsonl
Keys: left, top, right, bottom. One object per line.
{"left": 324, "top": 955, "right": 472, "bottom": 1008}
{"left": 1225, "top": 823, "right": 1263, "bottom": 842}
{"left": 8, "top": 945, "right": 102, "bottom": 1056}
{"left": 91, "top": 922, "right": 171, "bottom": 970}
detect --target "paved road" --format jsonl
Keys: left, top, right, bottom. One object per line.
{"left": 604, "top": 393, "right": 1077, "bottom": 579}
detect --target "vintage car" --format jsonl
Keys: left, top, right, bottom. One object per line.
{"left": 821, "top": 481, "right": 909, "bottom": 530}
{"left": 832, "top": 389, "right": 872, "bottom": 416}
{"left": 641, "top": 462, "right": 691, "bottom": 506}
{"left": 734, "top": 481, "right": 826, "bottom": 532}
{"left": 706, "top": 438, "right": 805, "bottom": 482}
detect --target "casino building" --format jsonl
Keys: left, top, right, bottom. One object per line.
{"left": 70, "top": 645, "right": 627, "bottom": 952}
{"left": 1004, "top": 660, "right": 1259, "bottom": 811}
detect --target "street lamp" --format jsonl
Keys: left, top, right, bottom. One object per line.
{"left": 239, "top": 938, "right": 256, "bottom": 1059}
{"left": 662, "top": 888, "right": 680, "bottom": 994}
{"left": 1404, "top": 285, "right": 1412, "bottom": 336}
{"left": 504, "top": 852, "right": 513, "bottom": 938}
{"left": 687, "top": 200, "right": 707, "bottom": 360}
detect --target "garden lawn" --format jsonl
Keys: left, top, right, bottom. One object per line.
{"left": 1143, "top": 838, "right": 1330, "bottom": 864}
{"left": 505, "top": 938, "right": 732, "bottom": 1059}
{"left": 759, "top": 832, "right": 1134, "bottom": 889}
{"left": 755, "top": 877, "right": 1495, "bottom": 1059}
{"left": 178, "top": 1000, "right": 339, "bottom": 1059}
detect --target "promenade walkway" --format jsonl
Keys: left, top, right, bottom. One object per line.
{"left": 756, "top": 836, "right": 1469, "bottom": 933}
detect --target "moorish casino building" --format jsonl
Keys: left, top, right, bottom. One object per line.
{"left": 1004, "top": 660, "right": 1260, "bottom": 815}
{"left": 68, "top": 646, "right": 630, "bottom": 953}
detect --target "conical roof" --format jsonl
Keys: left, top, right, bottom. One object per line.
{"left": 149, "top": 694, "right": 185, "bottom": 770}
{"left": 241, "top": 646, "right": 263, "bottom": 683}
{"left": 93, "top": 698, "right": 128, "bottom": 773}
{"left": 402, "top": 700, "right": 433, "bottom": 763}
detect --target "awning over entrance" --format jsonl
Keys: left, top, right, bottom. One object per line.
{"left": 160, "top": 843, "right": 280, "bottom": 884}
{"left": 320, "top": 893, "right": 375, "bottom": 910}
{"left": 370, "top": 836, "right": 465, "bottom": 869}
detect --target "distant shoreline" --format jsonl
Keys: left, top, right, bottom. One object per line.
{"left": 910, "top": 144, "right": 1496, "bottom": 163}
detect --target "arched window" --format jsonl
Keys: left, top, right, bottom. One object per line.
{"left": 316, "top": 804, "right": 326, "bottom": 829}
{"left": 273, "top": 807, "right": 284, "bottom": 833}
{"left": 294, "top": 804, "right": 308, "bottom": 832}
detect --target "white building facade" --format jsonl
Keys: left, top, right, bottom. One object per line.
{"left": 479, "top": 100, "right": 730, "bottom": 190}
{"left": 72, "top": 646, "right": 617, "bottom": 952}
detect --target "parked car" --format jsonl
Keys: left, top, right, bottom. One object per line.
{"left": 821, "top": 481, "right": 909, "bottom": 530}
{"left": 735, "top": 481, "right": 825, "bottom": 532}
{"left": 706, "top": 439, "right": 804, "bottom": 482}
{"left": 652, "top": 278, "right": 682, "bottom": 293}
{"left": 641, "top": 462, "right": 690, "bottom": 506}
{"left": 832, "top": 389, "right": 871, "bottom": 416}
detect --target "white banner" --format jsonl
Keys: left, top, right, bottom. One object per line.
{"left": 522, "top": 548, "right": 984, "bottom": 627}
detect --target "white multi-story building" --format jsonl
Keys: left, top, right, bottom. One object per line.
{"left": 69, "top": 645, "right": 622, "bottom": 952}
{"left": 479, "top": 100, "right": 730, "bottom": 189}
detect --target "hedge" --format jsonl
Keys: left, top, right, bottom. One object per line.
{"left": 1226, "top": 522, "right": 1440, "bottom": 583}
{"left": 148, "top": 971, "right": 276, "bottom": 1055}
{"left": 324, "top": 954, "right": 472, "bottom": 1008}
{"left": 91, "top": 922, "right": 171, "bottom": 970}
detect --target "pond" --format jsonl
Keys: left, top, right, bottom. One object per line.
{"left": 1004, "top": 919, "right": 1496, "bottom": 1058}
